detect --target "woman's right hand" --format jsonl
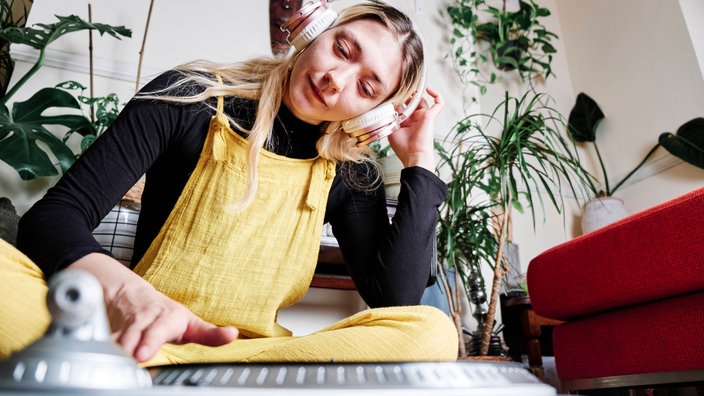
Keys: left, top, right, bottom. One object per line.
{"left": 68, "top": 253, "right": 239, "bottom": 362}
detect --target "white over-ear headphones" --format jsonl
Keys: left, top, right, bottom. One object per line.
{"left": 280, "top": 0, "right": 427, "bottom": 146}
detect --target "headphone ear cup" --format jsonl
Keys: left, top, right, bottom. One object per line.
{"left": 285, "top": 5, "right": 338, "bottom": 50}
{"left": 342, "top": 102, "right": 398, "bottom": 135}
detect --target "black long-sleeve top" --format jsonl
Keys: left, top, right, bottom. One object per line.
{"left": 17, "top": 71, "right": 447, "bottom": 308}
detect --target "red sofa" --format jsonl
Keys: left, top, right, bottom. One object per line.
{"left": 527, "top": 186, "right": 704, "bottom": 392}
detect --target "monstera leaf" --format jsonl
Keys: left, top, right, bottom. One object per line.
{"left": 659, "top": 117, "right": 704, "bottom": 170}
{"left": 0, "top": 87, "right": 92, "bottom": 180}
{"left": 0, "top": 15, "right": 131, "bottom": 51}
{"left": 0, "top": 14, "right": 131, "bottom": 180}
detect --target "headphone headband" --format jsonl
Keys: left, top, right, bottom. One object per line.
{"left": 281, "top": 1, "right": 338, "bottom": 50}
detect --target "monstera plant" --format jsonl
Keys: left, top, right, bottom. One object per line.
{"left": 0, "top": 14, "right": 131, "bottom": 180}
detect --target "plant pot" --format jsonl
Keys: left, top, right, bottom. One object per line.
{"left": 93, "top": 202, "right": 140, "bottom": 267}
{"left": 581, "top": 197, "right": 628, "bottom": 234}
{"left": 378, "top": 154, "right": 403, "bottom": 200}
{"left": 496, "top": 39, "right": 522, "bottom": 71}
{"left": 0, "top": 197, "right": 20, "bottom": 246}
{"left": 92, "top": 180, "right": 144, "bottom": 267}
{"left": 466, "top": 327, "right": 509, "bottom": 357}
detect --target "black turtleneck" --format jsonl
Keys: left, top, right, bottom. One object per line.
{"left": 17, "top": 70, "right": 448, "bottom": 308}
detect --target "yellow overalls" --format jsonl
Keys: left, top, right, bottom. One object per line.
{"left": 0, "top": 95, "right": 458, "bottom": 364}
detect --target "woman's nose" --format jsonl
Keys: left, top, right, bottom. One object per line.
{"left": 323, "top": 68, "right": 354, "bottom": 94}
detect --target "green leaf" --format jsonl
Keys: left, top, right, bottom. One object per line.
{"left": 0, "top": 14, "right": 131, "bottom": 50}
{"left": 540, "top": 42, "right": 557, "bottom": 54}
{"left": 567, "top": 92, "right": 604, "bottom": 142}
{"left": 0, "top": 122, "right": 75, "bottom": 180}
{"left": 659, "top": 117, "right": 704, "bottom": 169}
{"left": 0, "top": 87, "right": 92, "bottom": 179}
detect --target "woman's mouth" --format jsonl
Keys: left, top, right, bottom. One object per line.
{"left": 309, "top": 79, "right": 328, "bottom": 107}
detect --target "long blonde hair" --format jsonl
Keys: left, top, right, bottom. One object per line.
{"left": 140, "top": 1, "right": 425, "bottom": 210}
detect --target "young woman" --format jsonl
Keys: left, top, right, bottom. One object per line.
{"left": 1, "top": 1, "right": 458, "bottom": 365}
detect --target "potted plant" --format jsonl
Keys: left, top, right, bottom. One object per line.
{"left": 567, "top": 92, "right": 704, "bottom": 232}
{"left": 0, "top": 13, "right": 131, "bottom": 180}
{"left": 0, "top": 9, "right": 138, "bottom": 260}
{"left": 434, "top": 140, "right": 498, "bottom": 356}
{"left": 435, "top": 89, "right": 592, "bottom": 357}
{"left": 438, "top": 0, "right": 590, "bottom": 358}
{"left": 447, "top": 0, "right": 557, "bottom": 97}
{"left": 369, "top": 140, "right": 403, "bottom": 200}
{"left": 0, "top": 0, "right": 33, "bottom": 96}
{"left": 59, "top": 81, "right": 123, "bottom": 154}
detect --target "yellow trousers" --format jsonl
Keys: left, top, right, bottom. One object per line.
{"left": 0, "top": 239, "right": 458, "bottom": 365}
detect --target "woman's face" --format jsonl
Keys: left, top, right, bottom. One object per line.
{"left": 283, "top": 19, "right": 403, "bottom": 125}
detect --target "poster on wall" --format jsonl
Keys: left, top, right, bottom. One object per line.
{"left": 270, "top": 0, "right": 302, "bottom": 56}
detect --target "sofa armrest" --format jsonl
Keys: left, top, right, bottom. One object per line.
{"left": 527, "top": 187, "right": 704, "bottom": 320}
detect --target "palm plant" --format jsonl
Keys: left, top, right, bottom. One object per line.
{"left": 435, "top": 140, "right": 498, "bottom": 356}
{"left": 436, "top": 89, "right": 592, "bottom": 356}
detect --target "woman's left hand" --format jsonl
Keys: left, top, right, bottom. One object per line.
{"left": 388, "top": 87, "right": 444, "bottom": 171}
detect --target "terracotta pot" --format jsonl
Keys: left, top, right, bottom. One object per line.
{"left": 581, "top": 197, "right": 628, "bottom": 234}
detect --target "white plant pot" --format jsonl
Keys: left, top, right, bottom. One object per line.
{"left": 378, "top": 154, "right": 404, "bottom": 200}
{"left": 581, "top": 197, "right": 628, "bottom": 234}
{"left": 93, "top": 203, "right": 140, "bottom": 266}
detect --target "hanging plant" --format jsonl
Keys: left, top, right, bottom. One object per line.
{"left": 447, "top": 0, "right": 557, "bottom": 97}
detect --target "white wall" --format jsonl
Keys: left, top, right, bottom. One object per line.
{"left": 679, "top": 0, "right": 704, "bottom": 81}
{"left": 2, "top": 0, "right": 703, "bottom": 331}
{"left": 511, "top": 0, "right": 704, "bottom": 271}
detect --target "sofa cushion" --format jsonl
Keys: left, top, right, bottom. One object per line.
{"left": 527, "top": 186, "right": 704, "bottom": 320}
{"left": 552, "top": 291, "right": 704, "bottom": 381}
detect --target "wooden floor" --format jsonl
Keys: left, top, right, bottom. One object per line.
{"left": 561, "top": 370, "right": 704, "bottom": 395}
{"left": 567, "top": 384, "right": 704, "bottom": 396}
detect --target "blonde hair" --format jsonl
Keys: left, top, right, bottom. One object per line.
{"left": 140, "top": 1, "right": 425, "bottom": 210}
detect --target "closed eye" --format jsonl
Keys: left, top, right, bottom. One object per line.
{"left": 335, "top": 40, "right": 349, "bottom": 60}
{"left": 336, "top": 39, "right": 373, "bottom": 98}
{"left": 360, "top": 81, "right": 373, "bottom": 98}
{"left": 334, "top": 32, "right": 383, "bottom": 99}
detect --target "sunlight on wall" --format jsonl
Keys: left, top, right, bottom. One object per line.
{"left": 679, "top": 0, "right": 704, "bottom": 81}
